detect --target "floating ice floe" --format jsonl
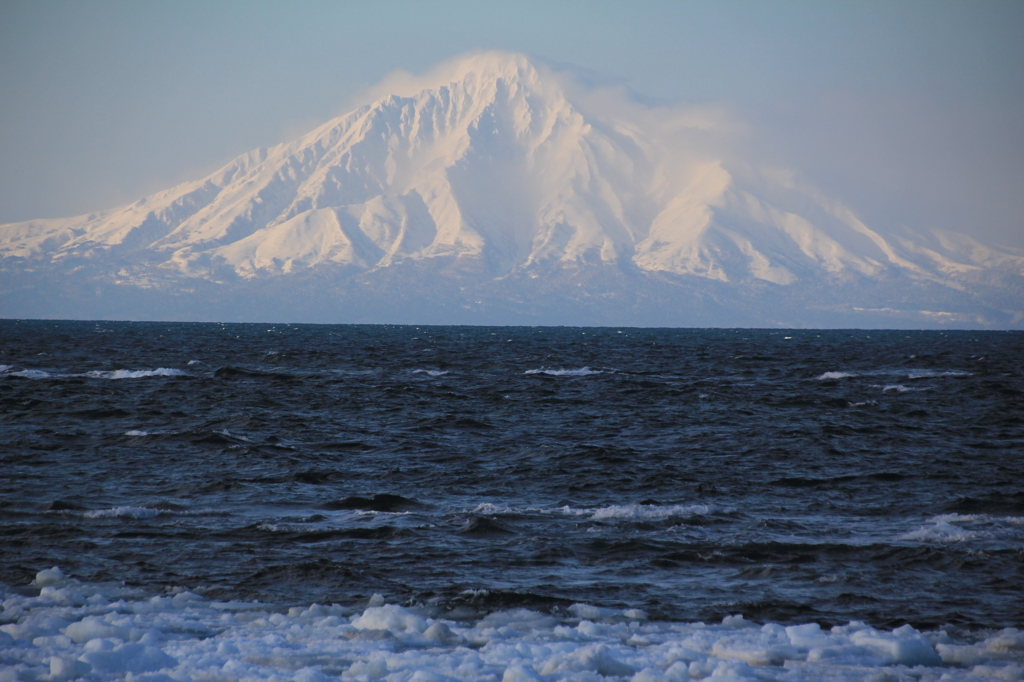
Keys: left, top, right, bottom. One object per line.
{"left": 3, "top": 568, "right": 1022, "bottom": 681}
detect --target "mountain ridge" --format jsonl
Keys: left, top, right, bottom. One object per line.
{"left": 2, "top": 51, "right": 1022, "bottom": 327}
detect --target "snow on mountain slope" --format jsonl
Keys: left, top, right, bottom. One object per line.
{"left": 1, "top": 51, "right": 1021, "bottom": 326}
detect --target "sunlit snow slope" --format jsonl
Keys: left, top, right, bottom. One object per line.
{"left": 1, "top": 51, "right": 1022, "bottom": 326}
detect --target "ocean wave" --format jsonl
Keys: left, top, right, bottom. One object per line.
{"left": 1, "top": 366, "right": 188, "bottom": 380}
{"left": 87, "top": 368, "right": 189, "bottom": 379}
{"left": 470, "top": 502, "right": 517, "bottom": 515}
{"left": 817, "top": 369, "right": 971, "bottom": 383}
{"left": 901, "top": 522, "right": 983, "bottom": 543}
{"left": 82, "top": 506, "right": 162, "bottom": 519}
{"left": 568, "top": 503, "right": 713, "bottom": 520}
{"left": 0, "top": 367, "right": 54, "bottom": 379}
{"left": 899, "top": 513, "right": 1024, "bottom": 543}
{"left": 525, "top": 367, "right": 603, "bottom": 376}
{"left": 467, "top": 502, "right": 716, "bottom": 520}
{"left": 816, "top": 371, "right": 855, "bottom": 380}
{"left": 75, "top": 506, "right": 217, "bottom": 519}
{"left": 412, "top": 369, "right": 449, "bottom": 377}
{"left": 905, "top": 369, "right": 972, "bottom": 379}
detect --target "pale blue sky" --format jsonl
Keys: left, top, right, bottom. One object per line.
{"left": 2, "top": 0, "right": 1022, "bottom": 245}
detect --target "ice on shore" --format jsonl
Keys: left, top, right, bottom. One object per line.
{"left": 1, "top": 568, "right": 1022, "bottom": 681}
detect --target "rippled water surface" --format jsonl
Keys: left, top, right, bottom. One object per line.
{"left": 2, "top": 321, "right": 1022, "bottom": 629}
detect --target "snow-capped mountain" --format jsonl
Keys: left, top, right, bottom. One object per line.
{"left": 1, "top": 51, "right": 1022, "bottom": 327}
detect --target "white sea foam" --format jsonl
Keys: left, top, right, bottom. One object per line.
{"left": 82, "top": 507, "right": 162, "bottom": 520}
{"left": 470, "top": 502, "right": 516, "bottom": 515}
{"left": 901, "top": 520, "right": 984, "bottom": 543}
{"left": 413, "top": 369, "right": 449, "bottom": 377}
{"left": 2, "top": 569, "right": 1021, "bottom": 682}
{"left": 76, "top": 506, "right": 217, "bottom": 520}
{"left": 4, "top": 368, "right": 54, "bottom": 379}
{"left": 905, "top": 369, "right": 972, "bottom": 379}
{"left": 816, "top": 371, "right": 855, "bottom": 380}
{"left": 468, "top": 503, "right": 715, "bottom": 520}
{"left": 1, "top": 366, "right": 188, "bottom": 380}
{"left": 570, "top": 503, "right": 713, "bottom": 520}
{"left": 882, "top": 384, "right": 912, "bottom": 393}
{"left": 525, "top": 367, "right": 602, "bottom": 376}
{"left": 817, "top": 369, "right": 971, "bottom": 383}
{"left": 255, "top": 521, "right": 289, "bottom": 532}
{"left": 87, "top": 368, "right": 189, "bottom": 379}
{"left": 216, "top": 429, "right": 251, "bottom": 442}
{"left": 898, "top": 513, "right": 1024, "bottom": 544}
{"left": 123, "top": 430, "right": 150, "bottom": 437}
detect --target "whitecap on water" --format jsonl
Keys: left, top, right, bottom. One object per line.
{"left": 566, "top": 503, "right": 714, "bottom": 520}
{"left": 904, "top": 369, "right": 972, "bottom": 380}
{"left": 412, "top": 369, "right": 449, "bottom": 377}
{"left": 899, "top": 513, "right": 1024, "bottom": 544}
{"left": 818, "top": 369, "right": 971, "bottom": 382}
{"left": 74, "top": 506, "right": 217, "bottom": 520}
{"left": 816, "top": 371, "right": 855, "bottom": 380}
{"left": 524, "top": 367, "right": 603, "bottom": 376}
{"left": 2, "top": 367, "right": 188, "bottom": 380}
{"left": 87, "top": 368, "right": 188, "bottom": 379}
{"left": 82, "top": 506, "right": 162, "bottom": 520}
{"left": 470, "top": 502, "right": 516, "bottom": 515}
{"left": 2, "top": 368, "right": 54, "bottom": 379}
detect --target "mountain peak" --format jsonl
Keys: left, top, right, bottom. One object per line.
{"left": 412, "top": 50, "right": 543, "bottom": 88}
{"left": 1, "top": 53, "right": 1022, "bottom": 327}
{"left": 439, "top": 50, "right": 540, "bottom": 79}
{"left": 360, "top": 51, "right": 559, "bottom": 116}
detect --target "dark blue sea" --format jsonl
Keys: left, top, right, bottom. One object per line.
{"left": 2, "top": 320, "right": 1023, "bottom": 681}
